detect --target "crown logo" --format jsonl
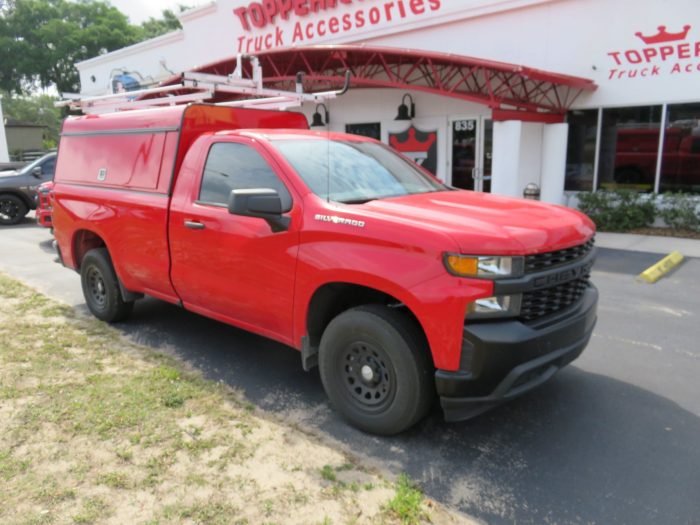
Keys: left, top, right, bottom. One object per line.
{"left": 635, "top": 25, "right": 691, "bottom": 45}
{"left": 389, "top": 128, "right": 437, "bottom": 155}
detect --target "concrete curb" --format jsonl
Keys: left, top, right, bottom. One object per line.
{"left": 637, "top": 251, "right": 685, "bottom": 283}
{"left": 595, "top": 232, "right": 700, "bottom": 258}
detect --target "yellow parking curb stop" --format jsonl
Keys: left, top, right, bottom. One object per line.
{"left": 638, "top": 251, "right": 684, "bottom": 283}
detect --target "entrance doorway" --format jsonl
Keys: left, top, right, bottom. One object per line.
{"left": 449, "top": 117, "right": 493, "bottom": 192}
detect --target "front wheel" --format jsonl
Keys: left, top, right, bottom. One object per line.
{"left": 80, "top": 248, "right": 134, "bottom": 322}
{"left": 0, "top": 194, "right": 28, "bottom": 225}
{"left": 319, "top": 305, "right": 434, "bottom": 435}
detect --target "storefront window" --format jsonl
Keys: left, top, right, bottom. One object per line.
{"left": 597, "top": 106, "right": 662, "bottom": 192}
{"left": 482, "top": 119, "right": 493, "bottom": 193}
{"left": 659, "top": 103, "right": 700, "bottom": 194}
{"left": 345, "top": 123, "right": 381, "bottom": 140}
{"left": 565, "top": 110, "right": 598, "bottom": 191}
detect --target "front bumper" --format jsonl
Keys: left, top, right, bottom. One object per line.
{"left": 436, "top": 285, "right": 598, "bottom": 422}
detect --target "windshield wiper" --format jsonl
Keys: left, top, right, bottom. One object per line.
{"left": 338, "top": 198, "right": 377, "bottom": 205}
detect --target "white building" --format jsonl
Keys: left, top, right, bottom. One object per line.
{"left": 74, "top": 0, "right": 700, "bottom": 203}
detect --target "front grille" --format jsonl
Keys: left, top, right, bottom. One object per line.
{"left": 519, "top": 278, "right": 590, "bottom": 321}
{"left": 525, "top": 238, "right": 595, "bottom": 273}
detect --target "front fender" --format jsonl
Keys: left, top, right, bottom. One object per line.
{"left": 294, "top": 249, "right": 493, "bottom": 371}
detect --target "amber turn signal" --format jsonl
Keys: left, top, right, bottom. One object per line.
{"left": 445, "top": 255, "right": 479, "bottom": 276}
{"left": 443, "top": 254, "right": 524, "bottom": 279}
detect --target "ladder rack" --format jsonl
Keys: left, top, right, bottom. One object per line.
{"left": 56, "top": 55, "right": 351, "bottom": 114}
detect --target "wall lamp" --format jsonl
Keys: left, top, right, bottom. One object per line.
{"left": 395, "top": 93, "right": 416, "bottom": 121}
{"left": 311, "top": 103, "right": 329, "bottom": 127}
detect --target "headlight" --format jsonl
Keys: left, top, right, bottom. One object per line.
{"left": 444, "top": 254, "right": 524, "bottom": 279}
{"left": 466, "top": 294, "right": 522, "bottom": 320}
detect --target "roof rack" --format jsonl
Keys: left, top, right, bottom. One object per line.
{"left": 55, "top": 55, "right": 351, "bottom": 114}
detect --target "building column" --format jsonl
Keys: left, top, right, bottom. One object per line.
{"left": 540, "top": 123, "right": 569, "bottom": 205}
{"left": 491, "top": 120, "right": 544, "bottom": 198}
{"left": 491, "top": 118, "right": 569, "bottom": 204}
{"left": 0, "top": 95, "right": 10, "bottom": 162}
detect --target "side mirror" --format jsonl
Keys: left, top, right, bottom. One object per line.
{"left": 32, "top": 167, "right": 43, "bottom": 178}
{"left": 228, "top": 188, "right": 291, "bottom": 232}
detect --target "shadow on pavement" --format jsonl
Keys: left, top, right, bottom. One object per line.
{"left": 1, "top": 216, "right": 40, "bottom": 230}
{"left": 115, "top": 297, "right": 700, "bottom": 525}
{"left": 594, "top": 248, "right": 667, "bottom": 276}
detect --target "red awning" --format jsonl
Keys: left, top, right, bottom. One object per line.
{"left": 160, "top": 45, "right": 597, "bottom": 118}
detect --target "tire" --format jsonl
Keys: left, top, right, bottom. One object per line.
{"left": 80, "top": 248, "right": 134, "bottom": 322}
{"left": 319, "top": 305, "right": 434, "bottom": 435}
{"left": 0, "top": 194, "right": 28, "bottom": 226}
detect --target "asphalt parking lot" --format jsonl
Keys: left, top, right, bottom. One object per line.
{"left": 1, "top": 219, "right": 699, "bottom": 525}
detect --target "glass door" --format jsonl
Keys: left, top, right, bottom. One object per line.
{"left": 449, "top": 117, "right": 493, "bottom": 192}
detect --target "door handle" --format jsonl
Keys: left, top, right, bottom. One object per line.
{"left": 472, "top": 167, "right": 481, "bottom": 180}
{"left": 184, "top": 220, "right": 205, "bottom": 230}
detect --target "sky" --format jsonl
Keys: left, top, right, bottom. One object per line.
{"left": 107, "top": 0, "right": 208, "bottom": 23}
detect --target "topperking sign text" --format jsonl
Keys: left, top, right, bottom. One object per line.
{"left": 233, "top": 0, "right": 442, "bottom": 53}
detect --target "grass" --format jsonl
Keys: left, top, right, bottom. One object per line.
{"left": 320, "top": 464, "right": 338, "bottom": 482}
{"left": 162, "top": 500, "right": 239, "bottom": 524}
{"left": 384, "top": 474, "right": 429, "bottom": 525}
{"left": 0, "top": 272, "right": 454, "bottom": 525}
{"left": 73, "top": 496, "right": 111, "bottom": 524}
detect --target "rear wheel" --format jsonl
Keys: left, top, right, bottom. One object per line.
{"left": 0, "top": 194, "right": 28, "bottom": 225}
{"left": 319, "top": 305, "right": 434, "bottom": 435}
{"left": 80, "top": 248, "right": 134, "bottom": 322}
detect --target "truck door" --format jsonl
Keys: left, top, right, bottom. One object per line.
{"left": 169, "top": 139, "right": 300, "bottom": 345}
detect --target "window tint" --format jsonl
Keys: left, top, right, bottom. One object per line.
{"left": 345, "top": 123, "right": 381, "bottom": 140}
{"left": 692, "top": 138, "right": 700, "bottom": 155}
{"left": 42, "top": 157, "right": 56, "bottom": 178}
{"left": 597, "top": 106, "right": 662, "bottom": 192}
{"left": 659, "top": 102, "right": 700, "bottom": 194}
{"left": 565, "top": 110, "right": 598, "bottom": 191}
{"left": 199, "top": 143, "right": 290, "bottom": 205}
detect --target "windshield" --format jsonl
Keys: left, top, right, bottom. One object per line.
{"left": 273, "top": 139, "right": 447, "bottom": 203}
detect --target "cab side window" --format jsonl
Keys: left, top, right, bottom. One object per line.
{"left": 199, "top": 142, "right": 291, "bottom": 206}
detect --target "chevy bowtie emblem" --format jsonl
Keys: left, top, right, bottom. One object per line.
{"left": 314, "top": 214, "right": 366, "bottom": 228}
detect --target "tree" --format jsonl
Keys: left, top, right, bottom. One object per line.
{"left": 139, "top": 7, "right": 184, "bottom": 40}
{"left": 1, "top": 91, "right": 61, "bottom": 147}
{"left": 0, "top": 0, "right": 184, "bottom": 95}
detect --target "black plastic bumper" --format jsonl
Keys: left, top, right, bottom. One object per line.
{"left": 436, "top": 285, "right": 598, "bottom": 422}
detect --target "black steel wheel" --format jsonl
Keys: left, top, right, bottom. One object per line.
{"left": 319, "top": 304, "right": 434, "bottom": 435}
{"left": 80, "top": 248, "right": 134, "bottom": 322}
{"left": 0, "top": 194, "right": 28, "bottom": 226}
{"left": 340, "top": 339, "right": 396, "bottom": 412}
{"left": 86, "top": 265, "right": 108, "bottom": 310}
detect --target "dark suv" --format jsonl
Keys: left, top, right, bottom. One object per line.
{"left": 0, "top": 153, "right": 56, "bottom": 225}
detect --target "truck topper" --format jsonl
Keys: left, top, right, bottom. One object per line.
{"left": 52, "top": 102, "right": 598, "bottom": 435}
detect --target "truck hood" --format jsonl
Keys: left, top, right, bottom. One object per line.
{"left": 361, "top": 190, "right": 595, "bottom": 255}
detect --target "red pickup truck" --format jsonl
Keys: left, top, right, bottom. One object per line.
{"left": 52, "top": 104, "right": 597, "bottom": 435}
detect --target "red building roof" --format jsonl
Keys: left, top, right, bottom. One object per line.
{"left": 160, "top": 45, "right": 597, "bottom": 121}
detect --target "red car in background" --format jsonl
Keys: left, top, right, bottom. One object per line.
{"left": 35, "top": 180, "right": 54, "bottom": 230}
